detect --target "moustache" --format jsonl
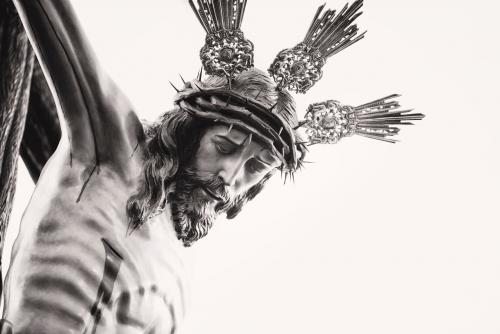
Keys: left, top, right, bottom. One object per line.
{"left": 179, "top": 167, "right": 233, "bottom": 207}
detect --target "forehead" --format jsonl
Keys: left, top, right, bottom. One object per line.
{"left": 204, "top": 125, "right": 280, "bottom": 164}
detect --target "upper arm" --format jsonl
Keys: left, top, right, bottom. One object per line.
{"left": 12, "top": 0, "right": 132, "bottom": 164}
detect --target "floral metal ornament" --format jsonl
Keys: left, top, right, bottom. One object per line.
{"left": 183, "top": 0, "right": 425, "bottom": 173}
{"left": 304, "top": 100, "right": 357, "bottom": 144}
{"left": 189, "top": 0, "right": 254, "bottom": 78}
{"left": 269, "top": 0, "right": 365, "bottom": 93}
{"left": 302, "top": 95, "right": 425, "bottom": 144}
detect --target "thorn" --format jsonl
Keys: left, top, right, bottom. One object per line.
{"left": 179, "top": 74, "right": 186, "bottom": 85}
{"left": 293, "top": 120, "right": 309, "bottom": 130}
{"left": 226, "top": 96, "right": 231, "bottom": 107}
{"left": 169, "top": 81, "right": 180, "bottom": 93}
{"left": 278, "top": 127, "right": 283, "bottom": 135}
{"left": 244, "top": 133, "right": 253, "bottom": 146}
{"left": 192, "top": 83, "right": 205, "bottom": 92}
{"left": 226, "top": 123, "right": 234, "bottom": 134}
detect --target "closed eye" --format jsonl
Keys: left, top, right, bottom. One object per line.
{"left": 214, "top": 141, "right": 237, "bottom": 155}
{"left": 246, "top": 159, "right": 267, "bottom": 174}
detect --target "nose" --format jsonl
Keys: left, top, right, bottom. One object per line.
{"left": 218, "top": 155, "right": 247, "bottom": 188}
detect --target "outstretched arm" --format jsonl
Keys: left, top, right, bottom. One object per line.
{"left": 12, "top": 0, "right": 133, "bottom": 165}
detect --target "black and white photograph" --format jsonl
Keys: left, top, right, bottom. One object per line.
{"left": 0, "top": 0, "right": 498, "bottom": 333}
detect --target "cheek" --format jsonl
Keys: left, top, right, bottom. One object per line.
{"left": 234, "top": 181, "right": 255, "bottom": 196}
{"left": 193, "top": 138, "right": 219, "bottom": 172}
{"left": 235, "top": 171, "right": 271, "bottom": 196}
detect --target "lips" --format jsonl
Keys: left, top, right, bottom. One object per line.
{"left": 201, "top": 186, "right": 223, "bottom": 202}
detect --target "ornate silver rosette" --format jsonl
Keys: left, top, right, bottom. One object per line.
{"left": 269, "top": 43, "right": 325, "bottom": 94}
{"left": 184, "top": 0, "right": 424, "bottom": 160}
{"left": 201, "top": 30, "right": 254, "bottom": 77}
{"left": 190, "top": 0, "right": 254, "bottom": 79}
{"left": 303, "top": 100, "right": 356, "bottom": 144}
{"left": 301, "top": 95, "right": 425, "bottom": 145}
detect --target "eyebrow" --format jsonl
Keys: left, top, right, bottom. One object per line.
{"left": 215, "top": 135, "right": 247, "bottom": 147}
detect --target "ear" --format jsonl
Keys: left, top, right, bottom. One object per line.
{"left": 225, "top": 172, "right": 274, "bottom": 220}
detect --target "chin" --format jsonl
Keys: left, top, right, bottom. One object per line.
{"left": 170, "top": 189, "right": 219, "bottom": 247}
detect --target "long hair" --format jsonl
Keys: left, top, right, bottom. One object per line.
{"left": 126, "top": 68, "right": 296, "bottom": 233}
{"left": 126, "top": 108, "right": 273, "bottom": 231}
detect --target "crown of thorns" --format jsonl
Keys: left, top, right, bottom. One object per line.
{"left": 173, "top": 0, "right": 424, "bottom": 175}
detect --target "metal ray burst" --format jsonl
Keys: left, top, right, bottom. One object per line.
{"left": 269, "top": 0, "right": 365, "bottom": 93}
{"left": 189, "top": 0, "right": 254, "bottom": 78}
{"left": 303, "top": 95, "right": 424, "bottom": 144}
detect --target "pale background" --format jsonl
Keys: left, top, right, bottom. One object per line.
{"left": 4, "top": 0, "right": 500, "bottom": 333}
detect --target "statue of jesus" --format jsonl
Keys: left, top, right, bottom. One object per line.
{"left": 0, "top": 0, "right": 304, "bottom": 332}
{"left": 0, "top": 0, "right": 422, "bottom": 332}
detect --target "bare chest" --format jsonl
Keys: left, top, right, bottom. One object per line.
{"left": 7, "top": 148, "right": 187, "bottom": 333}
{"left": 84, "top": 233, "right": 187, "bottom": 333}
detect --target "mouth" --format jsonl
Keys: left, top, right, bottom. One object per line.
{"left": 201, "top": 186, "right": 224, "bottom": 202}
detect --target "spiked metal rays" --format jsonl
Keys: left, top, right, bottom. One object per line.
{"left": 189, "top": 0, "right": 254, "bottom": 78}
{"left": 303, "top": 1, "right": 365, "bottom": 58}
{"left": 302, "top": 95, "right": 425, "bottom": 144}
{"left": 269, "top": 0, "right": 365, "bottom": 93}
{"left": 189, "top": 0, "right": 247, "bottom": 32}
{"left": 353, "top": 95, "right": 425, "bottom": 143}
{"left": 181, "top": 0, "right": 425, "bottom": 178}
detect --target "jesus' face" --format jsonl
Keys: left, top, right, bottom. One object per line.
{"left": 169, "top": 125, "right": 281, "bottom": 246}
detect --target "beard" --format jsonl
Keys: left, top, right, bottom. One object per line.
{"left": 126, "top": 117, "right": 272, "bottom": 245}
{"left": 167, "top": 167, "right": 237, "bottom": 247}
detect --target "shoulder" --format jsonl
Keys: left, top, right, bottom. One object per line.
{"left": 89, "top": 80, "right": 146, "bottom": 169}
